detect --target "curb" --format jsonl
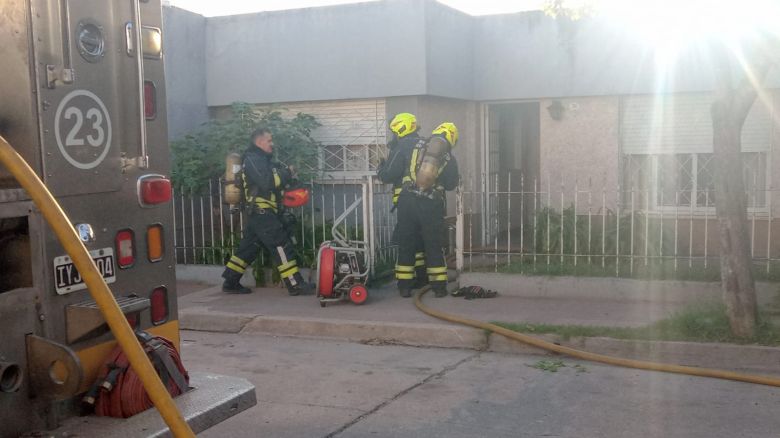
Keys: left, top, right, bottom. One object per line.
{"left": 179, "top": 309, "right": 780, "bottom": 375}
{"left": 180, "top": 309, "right": 485, "bottom": 349}
{"left": 179, "top": 309, "right": 256, "bottom": 333}
{"left": 241, "top": 316, "right": 486, "bottom": 350}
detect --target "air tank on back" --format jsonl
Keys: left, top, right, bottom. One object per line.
{"left": 224, "top": 152, "right": 242, "bottom": 205}
{"left": 414, "top": 136, "right": 450, "bottom": 191}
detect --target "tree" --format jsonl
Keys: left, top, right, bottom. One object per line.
{"left": 543, "top": 1, "right": 778, "bottom": 337}
{"left": 171, "top": 102, "right": 321, "bottom": 192}
{"left": 709, "top": 37, "right": 777, "bottom": 337}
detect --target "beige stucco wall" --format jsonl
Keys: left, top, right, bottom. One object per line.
{"left": 539, "top": 96, "right": 620, "bottom": 211}
{"left": 535, "top": 90, "right": 779, "bottom": 259}
{"left": 418, "top": 97, "right": 479, "bottom": 179}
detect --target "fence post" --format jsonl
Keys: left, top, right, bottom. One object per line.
{"left": 181, "top": 191, "right": 187, "bottom": 264}
{"left": 364, "top": 174, "right": 375, "bottom": 277}
{"left": 190, "top": 188, "right": 196, "bottom": 265}
{"left": 172, "top": 186, "right": 177, "bottom": 264}
{"left": 766, "top": 187, "right": 772, "bottom": 275}
{"left": 456, "top": 182, "right": 464, "bottom": 273}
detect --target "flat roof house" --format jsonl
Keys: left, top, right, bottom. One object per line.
{"left": 163, "top": 0, "right": 780, "bottom": 268}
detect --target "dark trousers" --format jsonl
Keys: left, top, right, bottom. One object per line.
{"left": 392, "top": 219, "right": 427, "bottom": 286}
{"left": 394, "top": 192, "right": 448, "bottom": 292}
{"left": 223, "top": 210, "right": 303, "bottom": 290}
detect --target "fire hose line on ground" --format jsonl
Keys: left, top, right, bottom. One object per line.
{"left": 415, "top": 288, "right": 780, "bottom": 388}
{"left": 0, "top": 136, "right": 196, "bottom": 438}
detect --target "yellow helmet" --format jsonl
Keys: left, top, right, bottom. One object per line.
{"left": 432, "top": 122, "right": 458, "bottom": 147}
{"left": 389, "top": 113, "right": 418, "bottom": 138}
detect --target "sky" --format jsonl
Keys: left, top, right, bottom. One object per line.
{"left": 165, "top": 0, "right": 547, "bottom": 17}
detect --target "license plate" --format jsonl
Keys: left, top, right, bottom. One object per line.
{"left": 53, "top": 247, "right": 116, "bottom": 295}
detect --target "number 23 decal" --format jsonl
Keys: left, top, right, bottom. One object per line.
{"left": 63, "top": 106, "right": 105, "bottom": 147}
{"left": 54, "top": 89, "right": 113, "bottom": 170}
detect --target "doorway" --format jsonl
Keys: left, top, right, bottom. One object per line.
{"left": 482, "top": 102, "right": 540, "bottom": 247}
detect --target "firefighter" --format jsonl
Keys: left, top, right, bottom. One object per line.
{"left": 222, "top": 127, "right": 313, "bottom": 295}
{"left": 377, "top": 113, "right": 427, "bottom": 292}
{"left": 382, "top": 122, "right": 459, "bottom": 298}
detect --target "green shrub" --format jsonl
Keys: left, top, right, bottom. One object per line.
{"left": 171, "top": 102, "right": 320, "bottom": 192}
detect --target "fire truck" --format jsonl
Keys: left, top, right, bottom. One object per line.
{"left": 0, "top": 0, "right": 255, "bottom": 436}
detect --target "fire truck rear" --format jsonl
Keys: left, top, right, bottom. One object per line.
{"left": 0, "top": 1, "right": 255, "bottom": 436}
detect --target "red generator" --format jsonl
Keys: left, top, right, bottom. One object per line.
{"left": 316, "top": 198, "right": 370, "bottom": 307}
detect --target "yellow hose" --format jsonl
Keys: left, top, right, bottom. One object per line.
{"left": 415, "top": 289, "right": 780, "bottom": 387}
{"left": 0, "top": 136, "right": 195, "bottom": 437}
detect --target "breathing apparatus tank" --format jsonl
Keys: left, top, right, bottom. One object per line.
{"left": 224, "top": 152, "right": 243, "bottom": 205}
{"left": 414, "top": 136, "right": 450, "bottom": 191}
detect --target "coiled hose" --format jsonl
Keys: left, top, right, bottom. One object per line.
{"left": 0, "top": 136, "right": 195, "bottom": 437}
{"left": 96, "top": 336, "right": 188, "bottom": 418}
{"left": 415, "top": 289, "right": 780, "bottom": 387}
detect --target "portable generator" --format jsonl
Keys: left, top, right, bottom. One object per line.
{"left": 316, "top": 197, "right": 370, "bottom": 306}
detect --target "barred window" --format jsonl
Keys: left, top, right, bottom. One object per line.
{"left": 622, "top": 152, "right": 767, "bottom": 210}
{"left": 320, "top": 143, "right": 387, "bottom": 172}
{"left": 255, "top": 99, "right": 387, "bottom": 176}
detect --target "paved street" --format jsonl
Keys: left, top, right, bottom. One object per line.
{"left": 181, "top": 330, "right": 780, "bottom": 438}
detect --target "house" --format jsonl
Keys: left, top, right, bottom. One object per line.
{"left": 163, "top": 0, "right": 780, "bottom": 266}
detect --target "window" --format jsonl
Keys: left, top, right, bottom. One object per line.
{"left": 658, "top": 154, "right": 694, "bottom": 207}
{"left": 320, "top": 143, "right": 387, "bottom": 173}
{"left": 620, "top": 93, "right": 771, "bottom": 212}
{"left": 622, "top": 152, "right": 768, "bottom": 210}
{"left": 255, "top": 99, "right": 387, "bottom": 177}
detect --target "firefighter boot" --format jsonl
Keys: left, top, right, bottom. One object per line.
{"left": 286, "top": 272, "right": 314, "bottom": 296}
{"left": 222, "top": 269, "right": 251, "bottom": 294}
{"left": 395, "top": 264, "right": 416, "bottom": 298}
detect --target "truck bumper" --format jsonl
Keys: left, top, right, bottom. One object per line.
{"left": 52, "top": 372, "right": 256, "bottom": 437}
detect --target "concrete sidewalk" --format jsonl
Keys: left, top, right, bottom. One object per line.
{"left": 176, "top": 271, "right": 780, "bottom": 330}
{"left": 177, "top": 279, "right": 693, "bottom": 328}
{"left": 176, "top": 275, "right": 780, "bottom": 376}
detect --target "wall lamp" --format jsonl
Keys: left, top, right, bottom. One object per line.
{"left": 547, "top": 100, "right": 564, "bottom": 121}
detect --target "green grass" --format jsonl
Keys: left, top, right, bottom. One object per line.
{"left": 473, "top": 256, "right": 780, "bottom": 283}
{"left": 526, "top": 360, "right": 588, "bottom": 373}
{"left": 494, "top": 301, "right": 780, "bottom": 346}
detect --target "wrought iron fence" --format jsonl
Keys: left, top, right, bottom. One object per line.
{"left": 171, "top": 176, "right": 396, "bottom": 277}
{"left": 455, "top": 173, "right": 780, "bottom": 280}
{"left": 173, "top": 172, "right": 779, "bottom": 282}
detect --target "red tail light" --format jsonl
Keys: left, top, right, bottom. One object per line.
{"left": 150, "top": 286, "right": 168, "bottom": 325}
{"left": 138, "top": 175, "right": 172, "bottom": 207}
{"left": 144, "top": 81, "right": 156, "bottom": 119}
{"left": 115, "top": 229, "right": 135, "bottom": 268}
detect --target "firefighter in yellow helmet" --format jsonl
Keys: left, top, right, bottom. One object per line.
{"left": 381, "top": 122, "right": 460, "bottom": 297}
{"left": 377, "top": 113, "right": 427, "bottom": 287}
